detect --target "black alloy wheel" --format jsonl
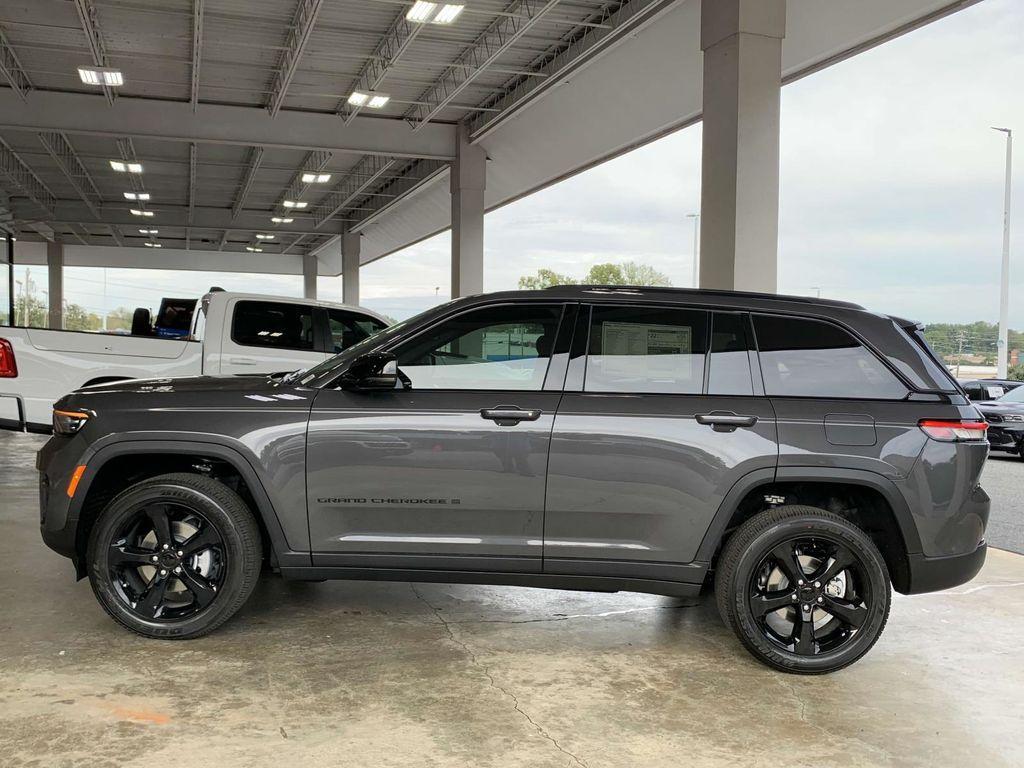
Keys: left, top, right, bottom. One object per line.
{"left": 87, "top": 473, "right": 262, "bottom": 639}
{"left": 715, "top": 505, "right": 891, "bottom": 674}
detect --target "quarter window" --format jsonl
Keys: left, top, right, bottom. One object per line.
{"left": 584, "top": 306, "right": 708, "bottom": 394}
{"left": 395, "top": 304, "right": 563, "bottom": 390}
{"left": 231, "top": 301, "right": 315, "bottom": 351}
{"left": 753, "top": 314, "right": 907, "bottom": 399}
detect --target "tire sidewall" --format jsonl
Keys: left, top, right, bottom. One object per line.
{"left": 729, "top": 515, "right": 890, "bottom": 674}
{"left": 87, "top": 480, "right": 254, "bottom": 638}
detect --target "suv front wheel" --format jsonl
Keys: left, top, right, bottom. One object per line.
{"left": 715, "top": 505, "right": 891, "bottom": 674}
{"left": 86, "top": 473, "right": 262, "bottom": 639}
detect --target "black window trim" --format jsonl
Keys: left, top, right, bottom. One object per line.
{"left": 750, "top": 310, "right": 915, "bottom": 402}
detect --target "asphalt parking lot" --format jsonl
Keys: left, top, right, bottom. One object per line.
{"left": 2, "top": 430, "right": 1023, "bottom": 766}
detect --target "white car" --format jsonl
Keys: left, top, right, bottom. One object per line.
{"left": 0, "top": 291, "right": 389, "bottom": 431}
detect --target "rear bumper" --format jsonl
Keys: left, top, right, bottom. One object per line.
{"left": 903, "top": 543, "right": 987, "bottom": 594}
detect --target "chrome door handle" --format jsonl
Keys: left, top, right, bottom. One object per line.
{"left": 481, "top": 407, "right": 542, "bottom": 425}
{"left": 695, "top": 412, "right": 758, "bottom": 429}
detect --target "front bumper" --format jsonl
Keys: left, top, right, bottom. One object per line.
{"left": 903, "top": 543, "right": 987, "bottom": 594}
{"left": 37, "top": 433, "right": 90, "bottom": 566}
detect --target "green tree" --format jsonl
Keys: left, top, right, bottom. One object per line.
{"left": 518, "top": 268, "right": 578, "bottom": 290}
{"left": 64, "top": 303, "right": 103, "bottom": 332}
{"left": 1008, "top": 364, "right": 1024, "bottom": 382}
{"left": 518, "top": 261, "right": 671, "bottom": 290}
{"left": 105, "top": 306, "right": 136, "bottom": 332}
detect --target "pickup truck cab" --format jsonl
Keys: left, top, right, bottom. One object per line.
{"left": 0, "top": 291, "right": 389, "bottom": 431}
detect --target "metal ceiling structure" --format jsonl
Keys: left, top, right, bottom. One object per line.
{"left": 0, "top": 0, "right": 979, "bottom": 276}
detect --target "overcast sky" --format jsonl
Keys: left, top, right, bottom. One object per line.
{"left": 35, "top": 0, "right": 1024, "bottom": 326}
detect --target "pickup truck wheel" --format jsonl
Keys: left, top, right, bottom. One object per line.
{"left": 86, "top": 473, "right": 262, "bottom": 639}
{"left": 715, "top": 505, "right": 890, "bottom": 674}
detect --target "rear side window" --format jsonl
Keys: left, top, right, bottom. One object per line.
{"left": 231, "top": 301, "right": 315, "bottom": 351}
{"left": 584, "top": 306, "right": 708, "bottom": 394}
{"left": 327, "top": 309, "right": 387, "bottom": 353}
{"left": 708, "top": 312, "right": 753, "bottom": 395}
{"left": 753, "top": 314, "right": 907, "bottom": 399}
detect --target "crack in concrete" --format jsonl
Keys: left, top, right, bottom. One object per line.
{"left": 411, "top": 585, "right": 589, "bottom": 768}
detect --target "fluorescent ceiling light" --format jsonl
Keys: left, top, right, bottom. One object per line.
{"left": 349, "top": 90, "right": 389, "bottom": 109}
{"left": 127, "top": 163, "right": 143, "bottom": 173}
{"left": 406, "top": 2, "right": 437, "bottom": 23}
{"left": 270, "top": 217, "right": 294, "bottom": 224}
{"left": 143, "top": 241, "right": 161, "bottom": 248}
{"left": 433, "top": 4, "right": 464, "bottom": 24}
{"left": 255, "top": 234, "right": 274, "bottom": 240}
{"left": 123, "top": 192, "right": 150, "bottom": 201}
{"left": 138, "top": 228, "right": 158, "bottom": 234}
{"left": 110, "top": 160, "right": 143, "bottom": 173}
{"left": 130, "top": 209, "right": 154, "bottom": 217}
{"left": 78, "top": 66, "right": 124, "bottom": 86}
{"left": 368, "top": 94, "right": 390, "bottom": 109}
{"left": 302, "top": 172, "right": 332, "bottom": 184}
{"left": 347, "top": 91, "right": 369, "bottom": 107}
{"left": 282, "top": 200, "right": 307, "bottom": 209}
{"left": 246, "top": 246, "right": 263, "bottom": 253}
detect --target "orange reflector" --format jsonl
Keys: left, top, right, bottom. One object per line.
{"left": 67, "top": 465, "right": 87, "bottom": 498}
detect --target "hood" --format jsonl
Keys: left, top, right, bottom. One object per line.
{"left": 76, "top": 374, "right": 279, "bottom": 396}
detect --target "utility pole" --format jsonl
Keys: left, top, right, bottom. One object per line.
{"left": 993, "top": 127, "right": 1013, "bottom": 378}
{"left": 955, "top": 328, "right": 967, "bottom": 378}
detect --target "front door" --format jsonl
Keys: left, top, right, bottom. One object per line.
{"left": 544, "top": 305, "right": 779, "bottom": 582}
{"left": 307, "top": 302, "right": 568, "bottom": 573}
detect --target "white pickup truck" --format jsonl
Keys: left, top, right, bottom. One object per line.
{"left": 0, "top": 291, "right": 389, "bottom": 431}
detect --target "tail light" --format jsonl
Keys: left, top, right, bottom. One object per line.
{"left": 0, "top": 338, "right": 16, "bottom": 378}
{"left": 919, "top": 419, "right": 988, "bottom": 442}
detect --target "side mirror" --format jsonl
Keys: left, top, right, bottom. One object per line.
{"left": 339, "top": 352, "right": 400, "bottom": 391}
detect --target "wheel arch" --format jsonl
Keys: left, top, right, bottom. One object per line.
{"left": 71, "top": 440, "right": 308, "bottom": 577}
{"left": 699, "top": 467, "right": 921, "bottom": 594}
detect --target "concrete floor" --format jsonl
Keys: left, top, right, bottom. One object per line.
{"left": 2, "top": 430, "right": 1023, "bottom": 767}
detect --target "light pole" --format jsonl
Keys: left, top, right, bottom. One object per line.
{"left": 686, "top": 213, "right": 700, "bottom": 288}
{"left": 993, "top": 127, "right": 1013, "bottom": 378}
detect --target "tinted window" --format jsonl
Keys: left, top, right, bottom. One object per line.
{"left": 231, "top": 301, "right": 315, "bottom": 351}
{"left": 396, "top": 304, "right": 563, "bottom": 390}
{"left": 584, "top": 306, "right": 708, "bottom": 394}
{"left": 753, "top": 314, "right": 907, "bottom": 399}
{"left": 709, "top": 312, "right": 753, "bottom": 395}
{"left": 327, "top": 309, "right": 387, "bottom": 353}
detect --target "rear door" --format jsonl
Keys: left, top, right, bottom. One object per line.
{"left": 544, "top": 304, "right": 778, "bottom": 582}
{"left": 218, "top": 298, "right": 327, "bottom": 375}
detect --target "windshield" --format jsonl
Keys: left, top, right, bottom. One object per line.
{"left": 997, "top": 385, "right": 1024, "bottom": 403}
{"left": 285, "top": 300, "right": 458, "bottom": 387}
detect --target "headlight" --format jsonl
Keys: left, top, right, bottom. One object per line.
{"left": 53, "top": 409, "right": 92, "bottom": 435}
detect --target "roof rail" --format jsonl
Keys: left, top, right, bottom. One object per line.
{"left": 544, "top": 285, "right": 865, "bottom": 310}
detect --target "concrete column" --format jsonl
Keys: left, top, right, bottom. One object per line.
{"left": 451, "top": 124, "right": 486, "bottom": 298}
{"left": 699, "top": 0, "right": 785, "bottom": 293}
{"left": 302, "top": 253, "right": 317, "bottom": 300}
{"left": 342, "top": 231, "right": 361, "bottom": 306}
{"left": 46, "top": 240, "right": 63, "bottom": 329}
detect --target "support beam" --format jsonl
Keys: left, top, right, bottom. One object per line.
{"left": 6, "top": 234, "right": 13, "bottom": 328}
{"left": 698, "top": 0, "right": 785, "bottom": 293}
{"left": 72, "top": 0, "right": 116, "bottom": 105}
{"left": 187, "top": 142, "right": 197, "bottom": 248}
{"left": 46, "top": 240, "right": 63, "bottom": 329}
{"left": 191, "top": 0, "right": 204, "bottom": 110}
{"left": 302, "top": 252, "right": 317, "bottom": 299}
{"left": 407, "top": 0, "right": 562, "bottom": 131}
{"left": 342, "top": 231, "right": 360, "bottom": 305}
{"left": 0, "top": 26, "right": 32, "bottom": 100}
{"left": 0, "top": 138, "right": 57, "bottom": 215}
{"left": 38, "top": 132, "right": 104, "bottom": 218}
{"left": 340, "top": 10, "right": 423, "bottom": 124}
{"left": 278, "top": 150, "right": 331, "bottom": 209}
{"left": 230, "top": 147, "right": 263, "bottom": 220}
{"left": 312, "top": 155, "right": 396, "bottom": 229}
{"left": 0, "top": 90, "right": 456, "bottom": 161}
{"left": 349, "top": 159, "right": 447, "bottom": 232}
{"left": 450, "top": 127, "right": 485, "bottom": 298}
{"left": 267, "top": 0, "right": 325, "bottom": 117}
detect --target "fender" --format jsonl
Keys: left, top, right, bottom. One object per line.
{"left": 694, "top": 466, "right": 923, "bottom": 563}
{"left": 70, "top": 437, "right": 311, "bottom": 568}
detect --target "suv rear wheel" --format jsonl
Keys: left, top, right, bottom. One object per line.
{"left": 715, "top": 505, "right": 891, "bottom": 674}
{"left": 86, "top": 473, "right": 262, "bottom": 639}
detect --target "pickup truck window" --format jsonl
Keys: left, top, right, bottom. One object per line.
{"left": 327, "top": 309, "right": 387, "bottom": 353}
{"left": 231, "top": 301, "right": 315, "bottom": 351}
{"left": 395, "top": 304, "right": 563, "bottom": 390}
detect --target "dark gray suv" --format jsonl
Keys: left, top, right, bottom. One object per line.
{"left": 37, "top": 287, "right": 990, "bottom": 673}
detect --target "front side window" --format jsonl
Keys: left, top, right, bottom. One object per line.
{"left": 396, "top": 304, "right": 563, "bottom": 390}
{"left": 327, "top": 309, "right": 387, "bottom": 353}
{"left": 231, "top": 301, "right": 315, "bottom": 351}
{"left": 753, "top": 314, "right": 907, "bottom": 399}
{"left": 584, "top": 306, "right": 708, "bottom": 394}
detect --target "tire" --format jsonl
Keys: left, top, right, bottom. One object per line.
{"left": 86, "top": 472, "right": 262, "bottom": 639}
{"left": 715, "top": 505, "right": 890, "bottom": 674}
